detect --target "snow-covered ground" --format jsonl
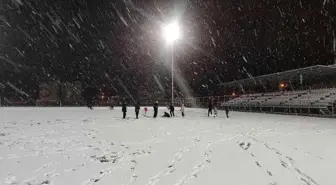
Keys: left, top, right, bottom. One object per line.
{"left": 1, "top": 107, "right": 336, "bottom": 185}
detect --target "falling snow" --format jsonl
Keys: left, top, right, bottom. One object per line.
{"left": 0, "top": 1, "right": 336, "bottom": 184}
{"left": 0, "top": 0, "right": 335, "bottom": 102}
{"left": 242, "top": 56, "right": 248, "bottom": 63}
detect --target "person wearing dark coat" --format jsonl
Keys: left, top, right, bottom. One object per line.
{"left": 87, "top": 103, "right": 93, "bottom": 110}
{"left": 135, "top": 102, "right": 140, "bottom": 119}
{"left": 162, "top": 111, "right": 171, "bottom": 118}
{"left": 169, "top": 104, "right": 175, "bottom": 117}
{"left": 87, "top": 99, "right": 94, "bottom": 110}
{"left": 153, "top": 101, "right": 159, "bottom": 118}
{"left": 225, "top": 106, "right": 229, "bottom": 118}
{"left": 208, "top": 101, "right": 213, "bottom": 117}
{"left": 122, "top": 102, "right": 127, "bottom": 119}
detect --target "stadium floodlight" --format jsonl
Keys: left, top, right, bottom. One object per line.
{"left": 162, "top": 21, "right": 181, "bottom": 106}
{"left": 163, "top": 21, "right": 181, "bottom": 44}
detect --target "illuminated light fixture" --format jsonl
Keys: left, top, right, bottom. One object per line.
{"left": 163, "top": 21, "right": 181, "bottom": 44}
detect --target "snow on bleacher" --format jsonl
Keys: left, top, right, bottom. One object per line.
{"left": 222, "top": 88, "right": 336, "bottom": 108}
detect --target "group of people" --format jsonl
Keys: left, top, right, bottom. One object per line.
{"left": 162, "top": 103, "right": 185, "bottom": 118}
{"left": 121, "top": 101, "right": 141, "bottom": 119}
{"left": 119, "top": 101, "right": 229, "bottom": 119}
{"left": 87, "top": 100, "right": 228, "bottom": 119}
{"left": 120, "top": 101, "right": 186, "bottom": 119}
{"left": 208, "top": 102, "right": 229, "bottom": 118}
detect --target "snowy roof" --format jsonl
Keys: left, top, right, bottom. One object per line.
{"left": 219, "top": 65, "right": 336, "bottom": 87}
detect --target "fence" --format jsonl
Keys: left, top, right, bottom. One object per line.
{"left": 191, "top": 94, "right": 335, "bottom": 118}
{"left": 1, "top": 93, "right": 335, "bottom": 118}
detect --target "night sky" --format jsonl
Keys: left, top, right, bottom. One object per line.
{"left": 1, "top": 0, "right": 335, "bottom": 99}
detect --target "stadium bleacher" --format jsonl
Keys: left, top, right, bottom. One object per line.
{"left": 222, "top": 88, "right": 336, "bottom": 108}
{"left": 217, "top": 65, "right": 336, "bottom": 116}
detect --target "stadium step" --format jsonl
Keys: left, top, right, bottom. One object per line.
{"left": 320, "top": 107, "right": 331, "bottom": 115}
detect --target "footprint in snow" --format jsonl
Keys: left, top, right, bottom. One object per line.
{"left": 25, "top": 179, "right": 50, "bottom": 185}
{"left": 238, "top": 141, "right": 252, "bottom": 150}
{"left": 286, "top": 156, "right": 294, "bottom": 162}
{"left": 4, "top": 175, "right": 19, "bottom": 185}
{"left": 280, "top": 161, "right": 288, "bottom": 168}
{"left": 131, "top": 174, "right": 138, "bottom": 183}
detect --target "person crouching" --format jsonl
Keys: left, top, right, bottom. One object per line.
{"left": 162, "top": 111, "right": 171, "bottom": 118}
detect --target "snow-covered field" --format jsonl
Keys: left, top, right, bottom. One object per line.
{"left": 1, "top": 107, "right": 336, "bottom": 185}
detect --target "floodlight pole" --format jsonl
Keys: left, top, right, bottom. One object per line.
{"left": 171, "top": 42, "right": 174, "bottom": 106}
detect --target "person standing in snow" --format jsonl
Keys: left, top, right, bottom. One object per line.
{"left": 122, "top": 102, "right": 127, "bottom": 119}
{"left": 87, "top": 99, "right": 94, "bottom": 110}
{"left": 213, "top": 105, "right": 218, "bottom": 117}
{"left": 180, "top": 104, "right": 185, "bottom": 117}
{"left": 135, "top": 101, "right": 140, "bottom": 119}
{"left": 225, "top": 106, "right": 230, "bottom": 118}
{"left": 109, "top": 100, "right": 114, "bottom": 110}
{"left": 153, "top": 101, "right": 158, "bottom": 118}
{"left": 87, "top": 103, "right": 93, "bottom": 110}
{"left": 169, "top": 104, "right": 175, "bottom": 117}
{"left": 208, "top": 101, "right": 213, "bottom": 117}
{"left": 144, "top": 107, "right": 148, "bottom": 115}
